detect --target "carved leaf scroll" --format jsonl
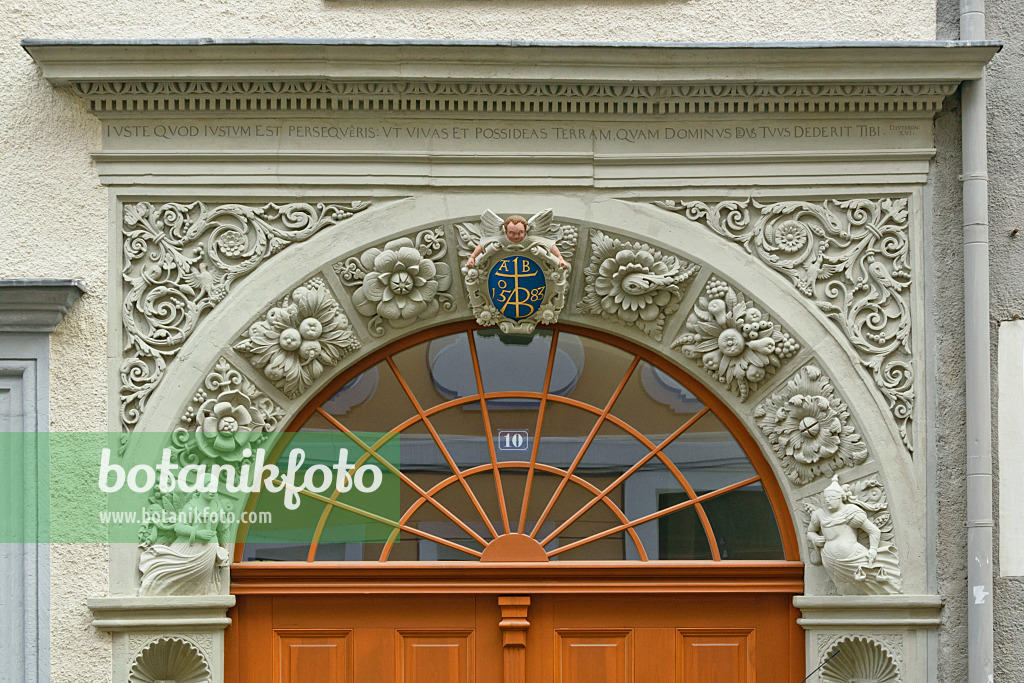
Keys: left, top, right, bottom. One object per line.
{"left": 654, "top": 197, "right": 914, "bottom": 452}
{"left": 119, "top": 200, "right": 369, "bottom": 432}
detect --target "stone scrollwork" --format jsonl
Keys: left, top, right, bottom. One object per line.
{"left": 803, "top": 475, "right": 902, "bottom": 596}
{"left": 672, "top": 276, "right": 799, "bottom": 401}
{"left": 654, "top": 197, "right": 914, "bottom": 452}
{"left": 818, "top": 635, "right": 900, "bottom": 683}
{"left": 120, "top": 200, "right": 370, "bottom": 431}
{"left": 335, "top": 227, "right": 455, "bottom": 336}
{"left": 129, "top": 636, "right": 212, "bottom": 683}
{"left": 577, "top": 229, "right": 698, "bottom": 341}
{"left": 234, "top": 280, "right": 360, "bottom": 398}
{"left": 755, "top": 364, "right": 868, "bottom": 484}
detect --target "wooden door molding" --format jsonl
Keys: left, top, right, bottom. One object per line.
{"left": 498, "top": 596, "right": 530, "bottom": 683}
{"left": 231, "top": 561, "right": 804, "bottom": 595}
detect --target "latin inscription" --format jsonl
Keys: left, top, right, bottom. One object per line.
{"left": 105, "top": 122, "right": 914, "bottom": 142}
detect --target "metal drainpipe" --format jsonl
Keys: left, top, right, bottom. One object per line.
{"left": 961, "top": 0, "right": 994, "bottom": 681}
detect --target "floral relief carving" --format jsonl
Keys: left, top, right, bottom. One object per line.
{"left": 336, "top": 227, "right": 454, "bottom": 336}
{"left": 174, "top": 357, "right": 284, "bottom": 464}
{"left": 755, "top": 364, "right": 868, "bottom": 484}
{"left": 120, "top": 200, "right": 370, "bottom": 432}
{"left": 234, "top": 281, "right": 360, "bottom": 398}
{"left": 672, "top": 277, "right": 799, "bottom": 401}
{"left": 654, "top": 197, "right": 914, "bottom": 452}
{"left": 577, "top": 230, "right": 699, "bottom": 341}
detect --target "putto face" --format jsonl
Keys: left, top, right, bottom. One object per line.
{"left": 505, "top": 220, "right": 527, "bottom": 243}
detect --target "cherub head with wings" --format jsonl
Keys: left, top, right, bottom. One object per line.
{"left": 465, "top": 208, "right": 568, "bottom": 269}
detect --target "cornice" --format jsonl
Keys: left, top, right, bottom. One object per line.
{"left": 23, "top": 41, "right": 999, "bottom": 117}
{"left": 0, "top": 279, "right": 87, "bottom": 333}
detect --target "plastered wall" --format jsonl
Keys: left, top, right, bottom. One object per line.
{"left": 0, "top": 1, "right": 937, "bottom": 681}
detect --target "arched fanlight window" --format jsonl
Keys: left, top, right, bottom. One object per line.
{"left": 236, "top": 323, "right": 796, "bottom": 563}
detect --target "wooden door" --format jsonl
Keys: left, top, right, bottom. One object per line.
{"left": 228, "top": 588, "right": 802, "bottom": 683}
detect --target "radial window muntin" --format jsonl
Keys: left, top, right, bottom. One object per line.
{"left": 235, "top": 322, "right": 797, "bottom": 563}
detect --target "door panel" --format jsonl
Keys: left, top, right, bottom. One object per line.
{"left": 679, "top": 631, "right": 751, "bottom": 683}
{"left": 556, "top": 630, "right": 632, "bottom": 683}
{"left": 276, "top": 631, "right": 352, "bottom": 683}
{"left": 398, "top": 631, "right": 474, "bottom": 683}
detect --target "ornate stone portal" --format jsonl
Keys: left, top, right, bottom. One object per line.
{"left": 24, "top": 40, "right": 995, "bottom": 683}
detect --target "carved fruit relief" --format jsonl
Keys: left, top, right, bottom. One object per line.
{"left": 672, "top": 277, "right": 799, "bottom": 401}
{"left": 234, "top": 282, "right": 360, "bottom": 398}
{"left": 578, "top": 230, "right": 699, "bottom": 340}
{"left": 755, "top": 364, "right": 868, "bottom": 484}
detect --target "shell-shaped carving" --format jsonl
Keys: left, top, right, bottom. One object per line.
{"left": 821, "top": 636, "right": 899, "bottom": 683}
{"left": 129, "top": 636, "right": 211, "bottom": 683}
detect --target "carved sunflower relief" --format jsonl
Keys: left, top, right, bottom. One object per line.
{"left": 577, "top": 230, "right": 699, "bottom": 341}
{"left": 672, "top": 277, "right": 800, "bottom": 401}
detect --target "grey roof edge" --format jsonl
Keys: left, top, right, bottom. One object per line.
{"left": 19, "top": 38, "right": 1004, "bottom": 49}
{"left": 0, "top": 279, "right": 87, "bottom": 333}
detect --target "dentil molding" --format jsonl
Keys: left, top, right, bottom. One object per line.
{"left": 23, "top": 40, "right": 997, "bottom": 117}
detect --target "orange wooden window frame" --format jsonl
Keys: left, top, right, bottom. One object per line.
{"left": 233, "top": 321, "right": 800, "bottom": 564}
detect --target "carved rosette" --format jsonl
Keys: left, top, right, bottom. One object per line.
{"left": 120, "top": 200, "right": 369, "bottom": 432}
{"left": 129, "top": 636, "right": 211, "bottom": 683}
{"left": 672, "top": 277, "right": 799, "bottom": 401}
{"left": 654, "top": 197, "right": 914, "bottom": 452}
{"left": 335, "top": 228, "right": 454, "bottom": 337}
{"left": 234, "top": 281, "right": 360, "bottom": 398}
{"left": 755, "top": 364, "right": 868, "bottom": 484}
{"left": 577, "top": 230, "right": 699, "bottom": 341}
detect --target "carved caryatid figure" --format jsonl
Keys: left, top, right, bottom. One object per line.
{"left": 806, "top": 476, "right": 902, "bottom": 595}
{"left": 139, "top": 489, "right": 231, "bottom": 596}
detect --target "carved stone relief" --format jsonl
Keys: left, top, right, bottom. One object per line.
{"left": 654, "top": 197, "right": 914, "bottom": 451}
{"left": 818, "top": 633, "right": 905, "bottom": 674}
{"left": 335, "top": 227, "right": 455, "bottom": 336}
{"left": 234, "top": 279, "right": 360, "bottom": 398}
{"left": 577, "top": 229, "right": 698, "bottom": 341}
{"left": 129, "top": 636, "right": 211, "bottom": 683}
{"left": 120, "top": 200, "right": 369, "bottom": 431}
{"left": 456, "top": 210, "right": 577, "bottom": 334}
{"left": 137, "top": 358, "right": 282, "bottom": 595}
{"left": 755, "top": 364, "right": 868, "bottom": 484}
{"left": 818, "top": 635, "right": 901, "bottom": 683}
{"left": 802, "top": 475, "right": 902, "bottom": 596}
{"left": 672, "top": 276, "right": 799, "bottom": 401}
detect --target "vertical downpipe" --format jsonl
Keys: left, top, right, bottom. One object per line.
{"left": 961, "top": 0, "right": 994, "bottom": 681}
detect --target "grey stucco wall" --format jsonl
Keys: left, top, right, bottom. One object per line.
{"left": 985, "top": 0, "right": 1024, "bottom": 679}
{"left": 934, "top": 0, "right": 1024, "bottom": 679}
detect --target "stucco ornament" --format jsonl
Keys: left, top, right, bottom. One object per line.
{"left": 120, "top": 200, "right": 369, "bottom": 433}
{"left": 337, "top": 227, "right": 454, "bottom": 336}
{"left": 755, "top": 364, "right": 867, "bottom": 483}
{"left": 138, "top": 489, "right": 232, "bottom": 596}
{"left": 456, "top": 209, "right": 577, "bottom": 334}
{"left": 578, "top": 230, "right": 698, "bottom": 340}
{"left": 672, "top": 277, "right": 798, "bottom": 400}
{"left": 193, "top": 389, "right": 264, "bottom": 462}
{"left": 234, "top": 282, "right": 360, "bottom": 398}
{"left": 804, "top": 476, "right": 902, "bottom": 596}
{"left": 654, "top": 197, "right": 914, "bottom": 452}
{"left": 129, "top": 636, "right": 211, "bottom": 683}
